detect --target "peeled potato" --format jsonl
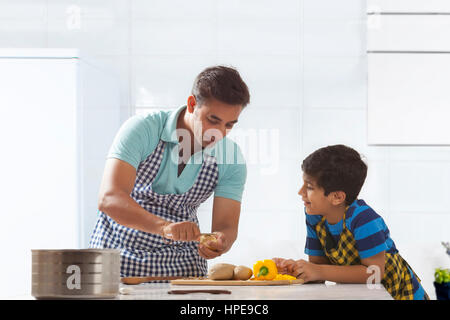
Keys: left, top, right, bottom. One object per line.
{"left": 200, "top": 234, "right": 218, "bottom": 250}
{"left": 208, "top": 263, "right": 235, "bottom": 280}
{"left": 233, "top": 265, "right": 253, "bottom": 280}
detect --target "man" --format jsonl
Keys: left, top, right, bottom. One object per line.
{"left": 89, "top": 66, "right": 250, "bottom": 278}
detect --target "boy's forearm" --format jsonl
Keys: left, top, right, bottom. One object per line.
{"left": 316, "top": 264, "right": 373, "bottom": 284}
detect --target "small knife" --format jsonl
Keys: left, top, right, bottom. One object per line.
{"left": 168, "top": 289, "right": 231, "bottom": 295}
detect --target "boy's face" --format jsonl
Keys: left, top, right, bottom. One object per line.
{"left": 298, "top": 173, "right": 334, "bottom": 215}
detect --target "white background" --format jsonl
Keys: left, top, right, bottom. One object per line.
{"left": 1, "top": 0, "right": 449, "bottom": 299}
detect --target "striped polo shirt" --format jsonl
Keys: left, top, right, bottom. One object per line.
{"left": 305, "top": 199, "right": 398, "bottom": 259}
{"left": 304, "top": 199, "right": 428, "bottom": 300}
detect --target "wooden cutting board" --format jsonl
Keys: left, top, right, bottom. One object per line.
{"left": 171, "top": 278, "right": 304, "bottom": 286}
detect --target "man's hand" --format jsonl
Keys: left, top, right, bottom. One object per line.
{"left": 198, "top": 231, "right": 226, "bottom": 259}
{"left": 162, "top": 221, "right": 201, "bottom": 241}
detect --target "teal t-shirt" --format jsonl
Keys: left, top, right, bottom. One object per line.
{"left": 107, "top": 105, "right": 247, "bottom": 202}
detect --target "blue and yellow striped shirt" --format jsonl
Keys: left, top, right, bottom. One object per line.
{"left": 305, "top": 199, "right": 397, "bottom": 259}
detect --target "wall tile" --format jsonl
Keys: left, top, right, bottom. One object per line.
{"left": 240, "top": 159, "right": 304, "bottom": 213}
{"left": 228, "top": 107, "right": 302, "bottom": 162}
{"left": 47, "top": 0, "right": 129, "bottom": 20}
{"left": 217, "top": 20, "right": 301, "bottom": 56}
{"left": 0, "top": 20, "right": 47, "bottom": 47}
{"left": 132, "top": 0, "right": 215, "bottom": 20}
{"left": 389, "top": 162, "right": 450, "bottom": 213}
{"left": 358, "top": 159, "right": 390, "bottom": 215}
{"left": 218, "top": 0, "right": 301, "bottom": 20}
{"left": 91, "top": 55, "right": 130, "bottom": 108}
{"left": 303, "top": 19, "right": 366, "bottom": 57}
{"left": 131, "top": 20, "right": 216, "bottom": 55}
{"left": 303, "top": 56, "right": 367, "bottom": 109}
{"left": 303, "top": 0, "right": 366, "bottom": 20}
{"left": 0, "top": 0, "right": 47, "bottom": 19}
{"left": 302, "top": 108, "right": 389, "bottom": 161}
{"left": 217, "top": 55, "right": 302, "bottom": 108}
{"left": 389, "top": 146, "right": 450, "bottom": 162}
{"left": 47, "top": 18, "right": 129, "bottom": 55}
{"left": 131, "top": 55, "right": 217, "bottom": 108}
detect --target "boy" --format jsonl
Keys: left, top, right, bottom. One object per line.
{"left": 274, "top": 145, "right": 429, "bottom": 300}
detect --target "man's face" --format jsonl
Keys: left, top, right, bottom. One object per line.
{"left": 298, "top": 173, "right": 332, "bottom": 215}
{"left": 191, "top": 98, "right": 243, "bottom": 148}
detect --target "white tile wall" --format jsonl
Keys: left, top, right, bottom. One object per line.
{"left": 303, "top": 19, "right": 366, "bottom": 57}
{"left": 389, "top": 161, "right": 450, "bottom": 213}
{"left": 132, "top": 0, "right": 216, "bottom": 20}
{"left": 0, "top": 20, "right": 47, "bottom": 47}
{"left": 0, "top": 0, "right": 47, "bottom": 19}
{"left": 304, "top": 0, "right": 366, "bottom": 20}
{"left": 47, "top": 19, "right": 129, "bottom": 55}
{"left": 302, "top": 108, "right": 389, "bottom": 161}
{"left": 303, "top": 56, "right": 367, "bottom": 109}
{"left": 218, "top": 0, "right": 301, "bottom": 20}
{"left": 131, "top": 55, "right": 217, "bottom": 108}
{"left": 217, "top": 20, "right": 301, "bottom": 56}
{"left": 2, "top": 0, "right": 449, "bottom": 299}
{"left": 132, "top": 20, "right": 216, "bottom": 55}
{"left": 217, "top": 55, "right": 302, "bottom": 108}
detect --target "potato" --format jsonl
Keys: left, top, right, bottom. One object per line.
{"left": 208, "top": 263, "right": 235, "bottom": 280}
{"left": 233, "top": 265, "right": 253, "bottom": 280}
{"left": 200, "top": 233, "right": 218, "bottom": 250}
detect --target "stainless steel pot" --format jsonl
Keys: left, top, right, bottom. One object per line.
{"left": 32, "top": 249, "right": 120, "bottom": 299}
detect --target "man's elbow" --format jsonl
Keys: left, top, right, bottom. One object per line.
{"left": 98, "top": 191, "right": 117, "bottom": 213}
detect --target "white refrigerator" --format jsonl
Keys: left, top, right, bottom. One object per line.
{"left": 0, "top": 49, "right": 121, "bottom": 298}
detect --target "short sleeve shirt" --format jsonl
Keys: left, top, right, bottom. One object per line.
{"left": 106, "top": 105, "right": 247, "bottom": 202}
{"left": 304, "top": 199, "right": 398, "bottom": 259}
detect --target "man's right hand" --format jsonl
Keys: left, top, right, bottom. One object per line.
{"left": 162, "top": 221, "right": 201, "bottom": 241}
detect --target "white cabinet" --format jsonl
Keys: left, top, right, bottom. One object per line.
{"left": 367, "top": 2, "right": 450, "bottom": 145}
{"left": 0, "top": 49, "right": 120, "bottom": 298}
{"left": 368, "top": 15, "right": 450, "bottom": 52}
{"left": 368, "top": 53, "right": 450, "bottom": 145}
{"left": 367, "top": 0, "right": 450, "bottom": 13}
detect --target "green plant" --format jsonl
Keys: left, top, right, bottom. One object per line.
{"left": 434, "top": 268, "right": 450, "bottom": 284}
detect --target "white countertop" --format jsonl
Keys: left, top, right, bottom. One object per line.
{"left": 116, "top": 282, "right": 393, "bottom": 300}
{"left": 7, "top": 281, "right": 393, "bottom": 300}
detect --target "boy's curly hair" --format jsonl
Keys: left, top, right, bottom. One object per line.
{"left": 301, "top": 145, "right": 367, "bottom": 205}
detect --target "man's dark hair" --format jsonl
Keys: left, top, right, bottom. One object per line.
{"left": 192, "top": 65, "right": 250, "bottom": 107}
{"left": 301, "top": 144, "right": 368, "bottom": 205}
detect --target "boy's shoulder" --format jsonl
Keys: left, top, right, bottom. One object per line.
{"left": 304, "top": 209, "right": 322, "bottom": 226}
{"left": 304, "top": 199, "right": 386, "bottom": 229}
{"left": 346, "top": 199, "right": 385, "bottom": 231}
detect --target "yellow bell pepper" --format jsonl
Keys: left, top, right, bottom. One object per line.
{"left": 253, "top": 259, "right": 278, "bottom": 280}
{"left": 274, "top": 274, "right": 297, "bottom": 281}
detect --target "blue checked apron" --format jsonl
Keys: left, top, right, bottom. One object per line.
{"left": 89, "top": 140, "right": 219, "bottom": 278}
{"left": 315, "top": 211, "right": 430, "bottom": 300}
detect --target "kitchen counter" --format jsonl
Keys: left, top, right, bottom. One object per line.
{"left": 116, "top": 281, "right": 393, "bottom": 300}
{"left": 8, "top": 281, "right": 393, "bottom": 300}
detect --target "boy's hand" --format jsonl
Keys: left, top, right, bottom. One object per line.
{"left": 273, "top": 257, "right": 323, "bottom": 283}
{"left": 272, "top": 257, "right": 296, "bottom": 275}
{"left": 290, "top": 259, "right": 323, "bottom": 283}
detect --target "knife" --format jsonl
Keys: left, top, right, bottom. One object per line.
{"left": 121, "top": 276, "right": 188, "bottom": 285}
